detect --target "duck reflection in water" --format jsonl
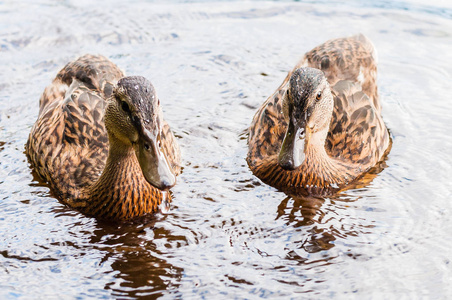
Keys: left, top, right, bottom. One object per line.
{"left": 277, "top": 195, "right": 335, "bottom": 253}
{"left": 40, "top": 211, "right": 184, "bottom": 298}
{"left": 275, "top": 156, "right": 389, "bottom": 255}
{"left": 92, "top": 220, "right": 184, "bottom": 298}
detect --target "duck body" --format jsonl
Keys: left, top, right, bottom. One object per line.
{"left": 26, "top": 55, "right": 181, "bottom": 220}
{"left": 247, "top": 34, "right": 390, "bottom": 195}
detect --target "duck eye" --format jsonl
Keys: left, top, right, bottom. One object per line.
{"left": 316, "top": 91, "right": 322, "bottom": 101}
{"left": 144, "top": 143, "right": 150, "bottom": 151}
{"left": 121, "top": 101, "right": 131, "bottom": 113}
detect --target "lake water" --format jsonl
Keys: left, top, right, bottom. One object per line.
{"left": 1, "top": 0, "right": 451, "bottom": 298}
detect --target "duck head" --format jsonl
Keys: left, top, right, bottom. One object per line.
{"left": 105, "top": 76, "right": 176, "bottom": 190}
{"left": 278, "top": 67, "right": 334, "bottom": 170}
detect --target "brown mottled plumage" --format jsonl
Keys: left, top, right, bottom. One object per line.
{"left": 26, "top": 55, "right": 181, "bottom": 220}
{"left": 247, "top": 34, "right": 390, "bottom": 195}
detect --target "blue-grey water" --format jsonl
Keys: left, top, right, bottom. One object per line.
{"left": 1, "top": 0, "right": 451, "bottom": 298}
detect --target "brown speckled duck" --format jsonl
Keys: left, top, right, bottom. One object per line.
{"left": 247, "top": 34, "right": 390, "bottom": 195}
{"left": 26, "top": 55, "right": 181, "bottom": 220}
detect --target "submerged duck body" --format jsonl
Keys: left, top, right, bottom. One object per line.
{"left": 247, "top": 34, "right": 390, "bottom": 194}
{"left": 26, "top": 55, "right": 181, "bottom": 220}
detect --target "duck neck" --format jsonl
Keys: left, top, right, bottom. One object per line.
{"left": 98, "top": 135, "right": 139, "bottom": 187}
{"left": 307, "top": 126, "right": 329, "bottom": 158}
{"left": 302, "top": 127, "right": 349, "bottom": 187}
{"left": 85, "top": 134, "right": 164, "bottom": 220}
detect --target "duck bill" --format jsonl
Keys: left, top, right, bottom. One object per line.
{"left": 136, "top": 128, "right": 176, "bottom": 190}
{"left": 278, "top": 118, "right": 307, "bottom": 170}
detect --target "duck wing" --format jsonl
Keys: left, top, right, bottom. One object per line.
{"left": 327, "top": 80, "right": 389, "bottom": 169}
{"left": 301, "top": 34, "right": 380, "bottom": 112}
{"left": 26, "top": 55, "right": 123, "bottom": 198}
{"left": 160, "top": 120, "right": 182, "bottom": 175}
{"left": 247, "top": 87, "right": 288, "bottom": 168}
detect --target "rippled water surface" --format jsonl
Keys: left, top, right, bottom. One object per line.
{"left": 1, "top": 0, "right": 452, "bottom": 298}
